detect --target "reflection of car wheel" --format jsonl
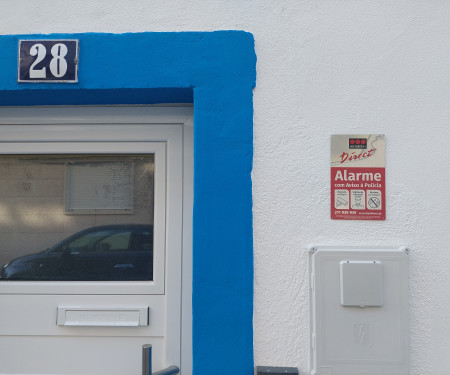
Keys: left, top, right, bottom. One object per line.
{"left": 368, "top": 197, "right": 380, "bottom": 208}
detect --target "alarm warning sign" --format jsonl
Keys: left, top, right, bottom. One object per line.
{"left": 331, "top": 134, "right": 386, "bottom": 220}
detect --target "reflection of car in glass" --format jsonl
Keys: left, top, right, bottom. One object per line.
{"left": 0, "top": 225, "right": 153, "bottom": 281}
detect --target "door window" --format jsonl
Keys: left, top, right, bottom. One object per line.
{"left": 0, "top": 154, "right": 155, "bottom": 282}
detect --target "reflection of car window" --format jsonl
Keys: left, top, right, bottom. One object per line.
{"left": 97, "top": 232, "right": 131, "bottom": 251}
{"left": 67, "top": 230, "right": 113, "bottom": 252}
{"left": 133, "top": 231, "right": 153, "bottom": 251}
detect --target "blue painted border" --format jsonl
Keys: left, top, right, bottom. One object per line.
{"left": 0, "top": 32, "right": 256, "bottom": 375}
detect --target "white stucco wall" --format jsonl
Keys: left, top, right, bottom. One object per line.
{"left": 2, "top": 1, "right": 450, "bottom": 373}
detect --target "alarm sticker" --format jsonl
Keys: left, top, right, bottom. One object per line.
{"left": 331, "top": 134, "right": 385, "bottom": 220}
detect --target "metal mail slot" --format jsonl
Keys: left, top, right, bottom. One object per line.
{"left": 57, "top": 306, "right": 149, "bottom": 326}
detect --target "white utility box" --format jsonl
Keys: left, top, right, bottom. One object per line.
{"left": 309, "top": 246, "right": 409, "bottom": 375}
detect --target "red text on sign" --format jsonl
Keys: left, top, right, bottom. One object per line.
{"left": 340, "top": 149, "right": 375, "bottom": 164}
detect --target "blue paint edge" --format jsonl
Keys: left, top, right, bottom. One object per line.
{"left": 0, "top": 31, "right": 256, "bottom": 375}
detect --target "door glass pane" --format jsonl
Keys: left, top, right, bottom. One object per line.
{"left": 0, "top": 154, "right": 154, "bottom": 281}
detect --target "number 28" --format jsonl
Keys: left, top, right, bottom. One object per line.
{"left": 29, "top": 43, "right": 68, "bottom": 79}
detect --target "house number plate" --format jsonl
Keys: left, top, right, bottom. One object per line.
{"left": 18, "top": 39, "right": 79, "bottom": 83}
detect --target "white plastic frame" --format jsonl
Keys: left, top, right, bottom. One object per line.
{"left": 0, "top": 106, "right": 191, "bottom": 297}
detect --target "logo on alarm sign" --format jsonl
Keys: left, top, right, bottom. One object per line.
{"left": 349, "top": 138, "right": 367, "bottom": 149}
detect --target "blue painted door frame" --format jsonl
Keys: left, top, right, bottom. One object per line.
{"left": 0, "top": 32, "right": 256, "bottom": 375}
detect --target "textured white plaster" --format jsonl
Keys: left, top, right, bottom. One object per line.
{"left": 3, "top": 1, "right": 450, "bottom": 373}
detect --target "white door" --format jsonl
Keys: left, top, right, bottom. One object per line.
{"left": 0, "top": 106, "right": 193, "bottom": 375}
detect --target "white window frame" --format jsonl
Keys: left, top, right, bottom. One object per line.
{"left": 0, "top": 106, "right": 193, "bottom": 296}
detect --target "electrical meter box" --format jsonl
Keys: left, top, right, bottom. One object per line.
{"left": 309, "top": 246, "right": 409, "bottom": 375}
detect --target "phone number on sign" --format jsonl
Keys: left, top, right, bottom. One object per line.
{"left": 334, "top": 211, "right": 357, "bottom": 215}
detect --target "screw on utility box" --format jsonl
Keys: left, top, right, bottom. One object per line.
{"left": 255, "top": 366, "right": 298, "bottom": 375}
